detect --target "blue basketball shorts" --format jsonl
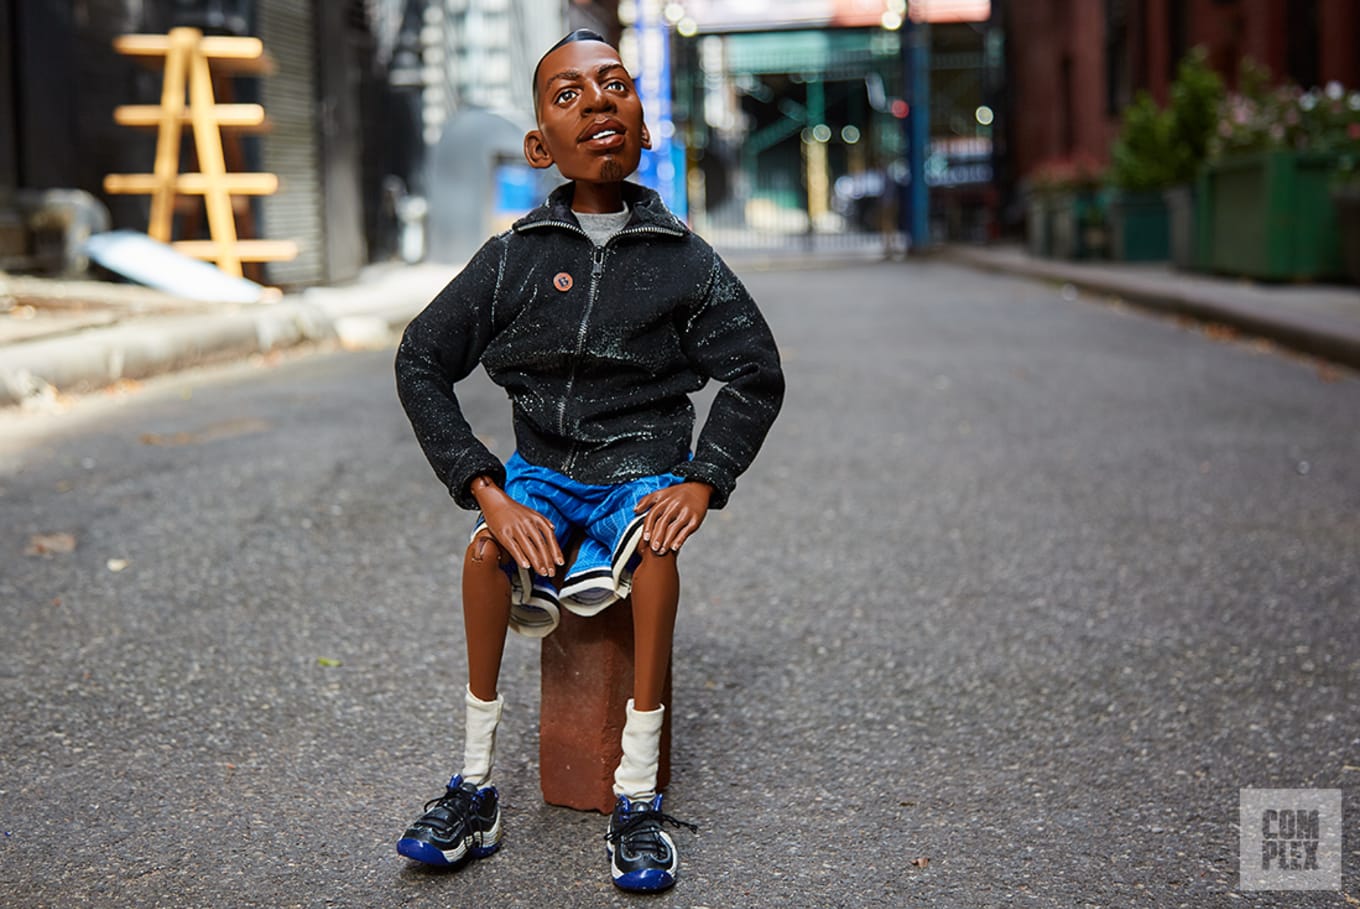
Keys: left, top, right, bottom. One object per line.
{"left": 470, "top": 451, "right": 685, "bottom": 637}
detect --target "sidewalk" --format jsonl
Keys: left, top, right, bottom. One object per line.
{"left": 937, "top": 244, "right": 1360, "bottom": 371}
{"left": 0, "top": 262, "right": 456, "bottom": 408}
{"left": 5, "top": 243, "right": 1360, "bottom": 409}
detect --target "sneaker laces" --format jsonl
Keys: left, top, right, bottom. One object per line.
{"left": 605, "top": 804, "right": 698, "bottom": 858}
{"left": 417, "top": 783, "right": 477, "bottom": 827}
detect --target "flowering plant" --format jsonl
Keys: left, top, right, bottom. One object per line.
{"left": 1029, "top": 152, "right": 1106, "bottom": 194}
{"left": 1211, "top": 58, "right": 1360, "bottom": 161}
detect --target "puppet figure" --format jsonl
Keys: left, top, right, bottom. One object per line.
{"left": 393, "top": 28, "right": 783, "bottom": 893}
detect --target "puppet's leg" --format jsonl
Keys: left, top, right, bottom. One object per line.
{"left": 628, "top": 547, "right": 677, "bottom": 712}
{"left": 464, "top": 533, "right": 512, "bottom": 702}
{"left": 395, "top": 534, "right": 509, "bottom": 868}
{"left": 605, "top": 547, "right": 694, "bottom": 892}
{"left": 460, "top": 533, "right": 513, "bottom": 784}
{"left": 612, "top": 546, "right": 676, "bottom": 796}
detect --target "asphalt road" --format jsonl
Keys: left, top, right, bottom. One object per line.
{"left": 2, "top": 259, "right": 1358, "bottom": 908}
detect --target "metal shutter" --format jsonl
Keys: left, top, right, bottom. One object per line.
{"left": 256, "top": 0, "right": 325, "bottom": 286}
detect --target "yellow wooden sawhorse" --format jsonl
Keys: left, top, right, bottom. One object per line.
{"left": 104, "top": 27, "right": 297, "bottom": 278}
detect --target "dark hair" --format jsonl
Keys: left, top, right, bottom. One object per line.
{"left": 532, "top": 28, "right": 615, "bottom": 109}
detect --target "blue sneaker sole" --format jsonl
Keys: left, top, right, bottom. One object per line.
{"left": 397, "top": 836, "right": 499, "bottom": 868}
{"left": 609, "top": 859, "right": 675, "bottom": 892}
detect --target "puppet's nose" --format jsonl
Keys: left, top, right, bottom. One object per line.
{"left": 582, "top": 83, "right": 616, "bottom": 114}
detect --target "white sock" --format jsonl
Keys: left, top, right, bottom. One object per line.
{"left": 612, "top": 699, "right": 664, "bottom": 799}
{"left": 461, "top": 685, "right": 503, "bottom": 787}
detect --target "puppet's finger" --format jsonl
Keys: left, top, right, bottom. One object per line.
{"left": 530, "top": 514, "right": 564, "bottom": 565}
{"left": 641, "top": 493, "right": 671, "bottom": 540}
{"left": 652, "top": 507, "right": 688, "bottom": 552}
{"left": 523, "top": 525, "right": 557, "bottom": 576}
{"left": 499, "top": 529, "right": 531, "bottom": 569}
{"left": 668, "top": 519, "right": 698, "bottom": 551}
{"left": 648, "top": 502, "right": 680, "bottom": 550}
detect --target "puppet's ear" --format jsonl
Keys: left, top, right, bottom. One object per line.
{"left": 640, "top": 122, "right": 653, "bottom": 151}
{"left": 524, "top": 130, "right": 554, "bottom": 169}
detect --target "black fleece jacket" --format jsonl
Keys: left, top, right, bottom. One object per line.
{"left": 395, "top": 181, "right": 784, "bottom": 511}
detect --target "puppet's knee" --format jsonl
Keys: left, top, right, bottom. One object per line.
{"left": 467, "top": 533, "right": 508, "bottom": 567}
{"left": 634, "top": 545, "right": 679, "bottom": 580}
{"left": 637, "top": 545, "right": 677, "bottom": 564}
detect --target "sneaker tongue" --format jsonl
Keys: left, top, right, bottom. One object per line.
{"left": 615, "top": 793, "right": 664, "bottom": 828}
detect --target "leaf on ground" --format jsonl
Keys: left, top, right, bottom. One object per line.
{"left": 140, "top": 418, "right": 271, "bottom": 447}
{"left": 910, "top": 856, "right": 930, "bottom": 868}
{"left": 106, "top": 558, "right": 129, "bottom": 572}
{"left": 316, "top": 657, "right": 343, "bottom": 668}
{"left": 25, "top": 532, "right": 76, "bottom": 556}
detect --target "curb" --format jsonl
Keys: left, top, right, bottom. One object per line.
{"left": 0, "top": 299, "right": 336, "bottom": 408}
{"left": 937, "top": 246, "right": 1360, "bottom": 372}
{"left": 0, "top": 262, "right": 452, "bottom": 409}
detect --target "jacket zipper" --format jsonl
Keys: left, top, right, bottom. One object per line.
{"left": 516, "top": 219, "right": 686, "bottom": 467}
{"left": 558, "top": 244, "right": 607, "bottom": 460}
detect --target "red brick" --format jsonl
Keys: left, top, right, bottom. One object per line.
{"left": 539, "top": 598, "right": 672, "bottom": 814}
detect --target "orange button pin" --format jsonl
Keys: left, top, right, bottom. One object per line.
{"left": 553, "top": 272, "right": 573, "bottom": 292}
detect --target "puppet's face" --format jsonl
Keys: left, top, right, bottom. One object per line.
{"left": 524, "top": 40, "right": 651, "bottom": 186}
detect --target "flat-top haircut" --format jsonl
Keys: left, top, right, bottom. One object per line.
{"left": 532, "top": 28, "right": 616, "bottom": 110}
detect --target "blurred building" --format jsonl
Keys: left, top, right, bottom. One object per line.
{"left": 0, "top": 0, "right": 617, "bottom": 285}
{"left": 664, "top": 0, "right": 999, "bottom": 248}
{"left": 999, "top": 0, "right": 1360, "bottom": 183}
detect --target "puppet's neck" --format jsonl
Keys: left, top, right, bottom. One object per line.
{"left": 571, "top": 180, "right": 625, "bottom": 214}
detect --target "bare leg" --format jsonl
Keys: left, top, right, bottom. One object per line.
{"left": 628, "top": 548, "right": 679, "bottom": 711}
{"left": 463, "top": 533, "right": 512, "bottom": 702}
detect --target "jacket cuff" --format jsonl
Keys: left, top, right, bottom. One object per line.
{"left": 452, "top": 460, "right": 506, "bottom": 510}
{"left": 670, "top": 460, "right": 733, "bottom": 510}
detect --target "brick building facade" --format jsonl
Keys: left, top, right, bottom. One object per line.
{"left": 1002, "top": 0, "right": 1360, "bottom": 180}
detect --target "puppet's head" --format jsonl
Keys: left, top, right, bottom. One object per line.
{"left": 524, "top": 29, "right": 652, "bottom": 189}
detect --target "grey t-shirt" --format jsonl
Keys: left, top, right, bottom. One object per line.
{"left": 575, "top": 204, "right": 631, "bottom": 247}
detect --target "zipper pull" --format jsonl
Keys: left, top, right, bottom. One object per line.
{"left": 591, "top": 246, "right": 606, "bottom": 279}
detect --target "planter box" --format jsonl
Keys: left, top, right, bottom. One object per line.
{"left": 1197, "top": 151, "right": 1344, "bottom": 281}
{"left": 1022, "top": 195, "right": 1049, "bottom": 257}
{"left": 1163, "top": 184, "right": 1199, "bottom": 270}
{"left": 1108, "top": 190, "right": 1170, "bottom": 261}
{"left": 1335, "top": 188, "right": 1360, "bottom": 285}
{"left": 1051, "top": 189, "right": 1106, "bottom": 260}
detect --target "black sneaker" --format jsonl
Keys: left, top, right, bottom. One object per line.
{"left": 605, "top": 793, "right": 697, "bottom": 892}
{"left": 397, "top": 775, "right": 501, "bottom": 868}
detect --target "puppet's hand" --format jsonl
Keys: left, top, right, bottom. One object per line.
{"left": 473, "top": 480, "right": 563, "bottom": 576}
{"left": 635, "top": 482, "right": 712, "bottom": 554}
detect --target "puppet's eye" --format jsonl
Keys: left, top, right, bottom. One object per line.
{"left": 606, "top": 79, "right": 627, "bottom": 92}
{"left": 556, "top": 88, "right": 578, "bottom": 104}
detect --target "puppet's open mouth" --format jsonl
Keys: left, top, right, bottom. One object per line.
{"left": 580, "top": 118, "right": 627, "bottom": 149}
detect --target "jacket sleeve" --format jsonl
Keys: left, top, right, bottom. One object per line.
{"left": 394, "top": 237, "right": 507, "bottom": 509}
{"left": 669, "top": 251, "right": 785, "bottom": 509}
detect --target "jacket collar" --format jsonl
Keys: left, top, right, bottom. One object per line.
{"left": 512, "top": 181, "right": 688, "bottom": 237}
